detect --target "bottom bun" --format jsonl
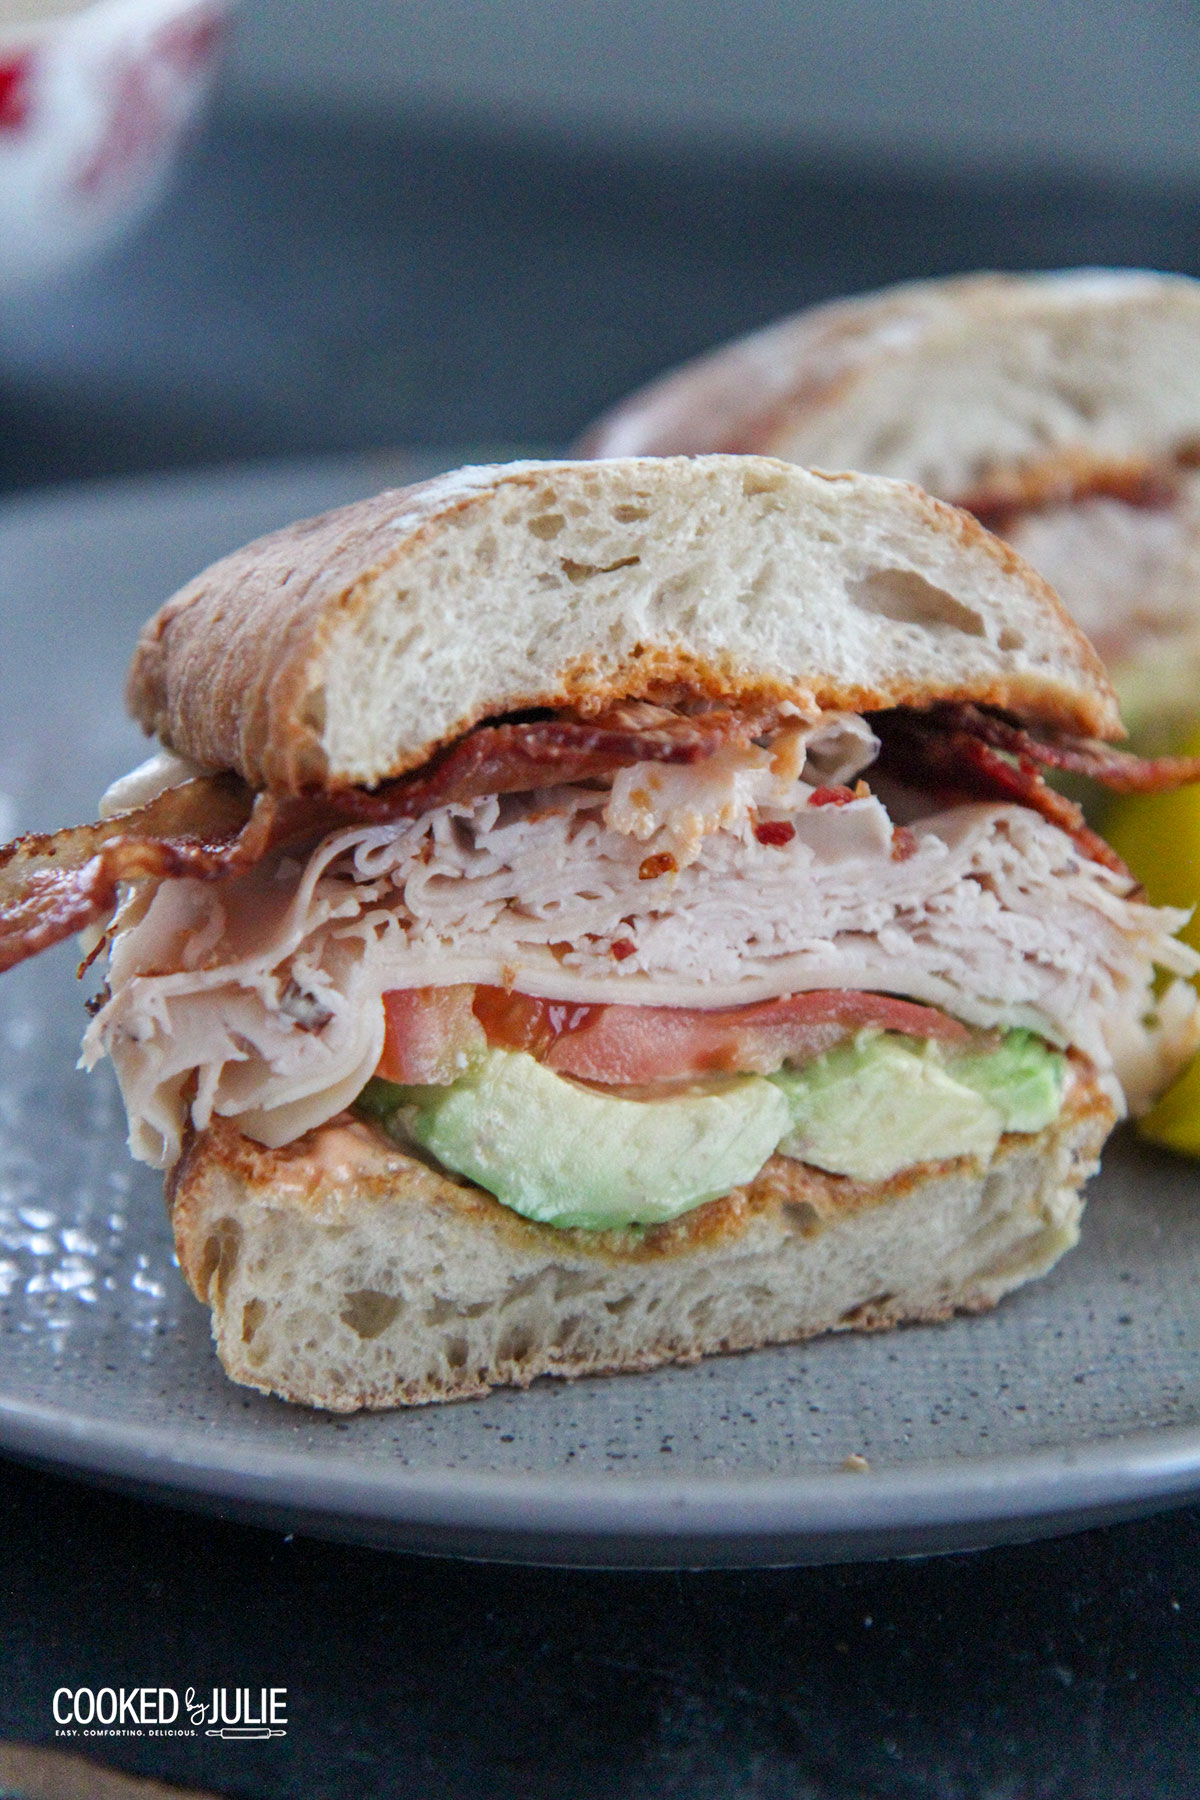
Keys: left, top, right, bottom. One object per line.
{"left": 167, "top": 1076, "right": 1115, "bottom": 1411}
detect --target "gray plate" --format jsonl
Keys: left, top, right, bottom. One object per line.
{"left": 4, "top": 455, "right": 1200, "bottom": 1569}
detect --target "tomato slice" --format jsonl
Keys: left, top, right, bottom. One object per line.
{"left": 377, "top": 985, "right": 485, "bottom": 1085}
{"left": 471, "top": 987, "right": 602, "bottom": 1057}
{"left": 377, "top": 983, "right": 968, "bottom": 1088}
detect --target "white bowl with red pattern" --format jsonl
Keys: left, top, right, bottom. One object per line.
{"left": 0, "top": 0, "right": 230, "bottom": 287}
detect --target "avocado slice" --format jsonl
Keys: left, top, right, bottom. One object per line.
{"left": 396, "top": 1048, "right": 790, "bottom": 1229}
{"left": 770, "top": 1030, "right": 1065, "bottom": 1182}
{"left": 946, "top": 1028, "right": 1066, "bottom": 1133}
{"left": 357, "top": 1025, "right": 1067, "bottom": 1226}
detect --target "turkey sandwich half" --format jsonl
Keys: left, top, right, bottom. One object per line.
{"left": 2, "top": 454, "right": 1198, "bottom": 1409}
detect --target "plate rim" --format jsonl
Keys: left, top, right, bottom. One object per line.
{"left": 4, "top": 1389, "right": 1200, "bottom": 1561}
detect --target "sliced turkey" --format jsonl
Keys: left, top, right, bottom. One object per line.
{"left": 81, "top": 716, "right": 1199, "bottom": 1167}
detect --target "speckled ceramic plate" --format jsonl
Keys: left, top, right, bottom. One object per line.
{"left": 4, "top": 456, "right": 1200, "bottom": 1569}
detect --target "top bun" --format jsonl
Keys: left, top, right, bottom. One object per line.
{"left": 580, "top": 271, "right": 1200, "bottom": 504}
{"left": 126, "top": 455, "right": 1117, "bottom": 793}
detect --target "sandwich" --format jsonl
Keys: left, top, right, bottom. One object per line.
{"left": 580, "top": 270, "right": 1200, "bottom": 750}
{"left": 2, "top": 454, "right": 1198, "bottom": 1410}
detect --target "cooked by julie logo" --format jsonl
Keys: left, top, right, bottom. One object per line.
{"left": 52, "top": 1686, "right": 287, "bottom": 1739}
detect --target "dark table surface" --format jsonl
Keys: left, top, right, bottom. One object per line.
{"left": 2, "top": 94, "right": 1200, "bottom": 1799}
{"left": 2, "top": 1458, "right": 1199, "bottom": 1800}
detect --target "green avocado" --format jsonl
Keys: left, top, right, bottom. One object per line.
{"left": 945, "top": 1028, "right": 1067, "bottom": 1133}
{"left": 769, "top": 1030, "right": 1065, "bottom": 1182}
{"left": 397, "top": 1049, "right": 790, "bottom": 1229}
{"left": 356, "top": 1026, "right": 1066, "bottom": 1227}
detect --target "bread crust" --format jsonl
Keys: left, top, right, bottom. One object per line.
{"left": 125, "top": 456, "right": 1118, "bottom": 793}
{"left": 579, "top": 271, "right": 1200, "bottom": 494}
{"left": 167, "top": 1074, "right": 1115, "bottom": 1411}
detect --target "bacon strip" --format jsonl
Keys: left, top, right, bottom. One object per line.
{"left": 8, "top": 694, "right": 1187, "bottom": 979}
{"left": 925, "top": 703, "right": 1200, "bottom": 795}
{"left": 871, "top": 708, "right": 1129, "bottom": 876}
{"left": 0, "top": 776, "right": 257, "bottom": 975}
{"left": 0, "top": 707, "right": 766, "bottom": 975}
{"left": 308, "top": 704, "right": 770, "bottom": 825}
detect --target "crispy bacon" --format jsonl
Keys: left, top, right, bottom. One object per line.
{"left": 925, "top": 703, "right": 1200, "bottom": 795}
{"left": 346, "top": 703, "right": 769, "bottom": 822}
{"left": 0, "top": 706, "right": 766, "bottom": 975}
{"left": 8, "top": 695, "right": 1191, "bottom": 980}
{"left": 874, "top": 701, "right": 1200, "bottom": 878}
{"left": 0, "top": 775, "right": 257, "bottom": 975}
{"left": 871, "top": 708, "right": 1129, "bottom": 875}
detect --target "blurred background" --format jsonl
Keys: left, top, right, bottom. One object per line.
{"left": 3, "top": 0, "right": 1200, "bottom": 491}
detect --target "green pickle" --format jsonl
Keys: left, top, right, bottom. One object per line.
{"left": 1105, "top": 720, "right": 1200, "bottom": 1157}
